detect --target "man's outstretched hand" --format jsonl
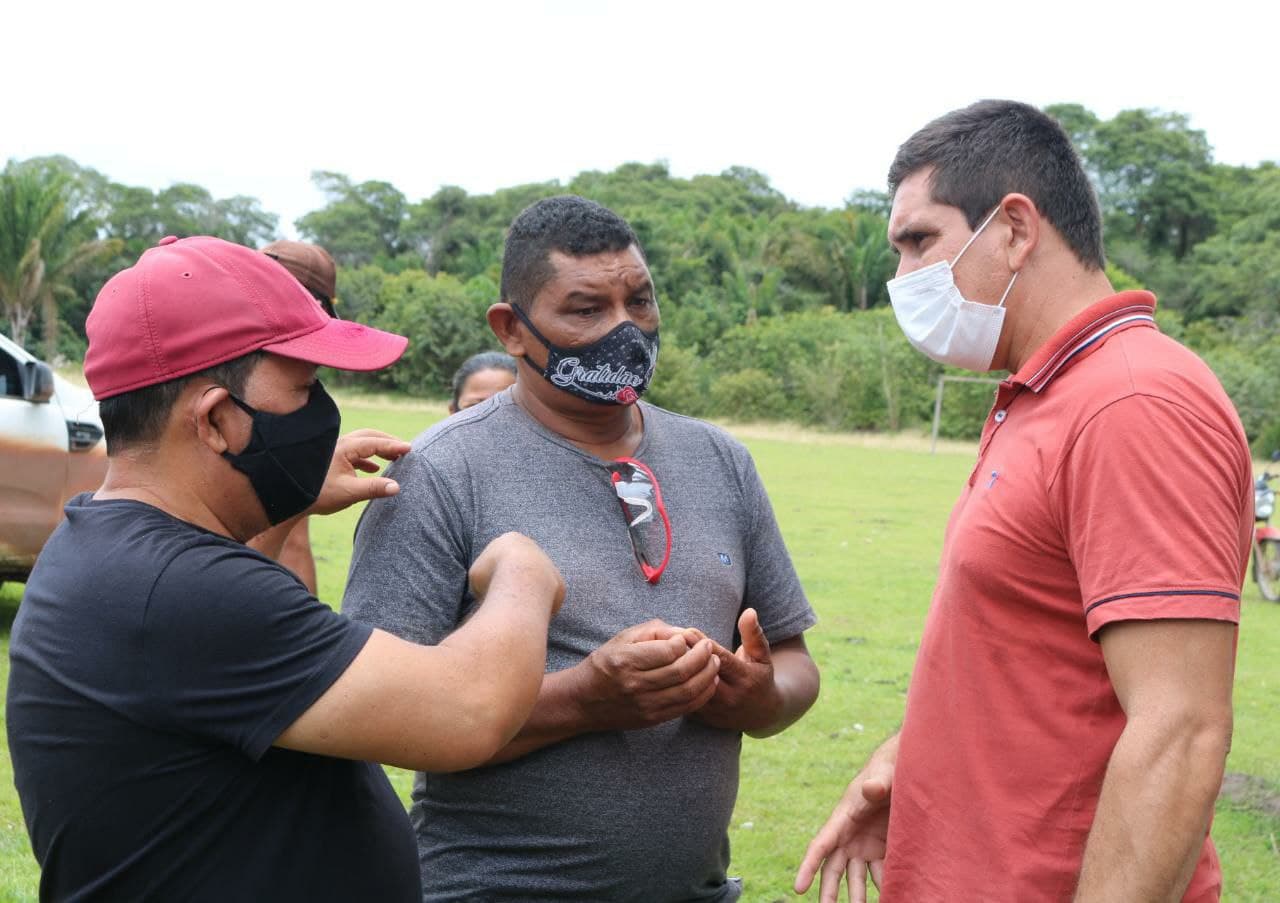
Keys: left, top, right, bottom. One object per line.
{"left": 794, "top": 734, "right": 897, "bottom": 903}
{"left": 310, "top": 429, "right": 411, "bottom": 516}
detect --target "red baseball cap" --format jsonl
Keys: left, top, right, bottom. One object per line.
{"left": 85, "top": 235, "right": 408, "bottom": 400}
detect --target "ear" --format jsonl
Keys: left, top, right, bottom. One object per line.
{"left": 999, "top": 193, "right": 1039, "bottom": 272}
{"left": 193, "top": 385, "right": 238, "bottom": 455}
{"left": 487, "top": 302, "right": 528, "bottom": 357}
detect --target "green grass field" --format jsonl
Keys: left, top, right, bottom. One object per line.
{"left": 1, "top": 395, "right": 1278, "bottom": 901}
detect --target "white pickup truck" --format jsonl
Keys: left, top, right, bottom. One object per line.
{"left": 0, "top": 332, "right": 107, "bottom": 585}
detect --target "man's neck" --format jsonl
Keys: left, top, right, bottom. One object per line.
{"left": 96, "top": 453, "right": 237, "bottom": 539}
{"left": 1003, "top": 266, "right": 1117, "bottom": 374}
{"left": 512, "top": 380, "right": 644, "bottom": 461}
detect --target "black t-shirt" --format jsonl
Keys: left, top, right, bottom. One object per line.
{"left": 7, "top": 495, "right": 420, "bottom": 902}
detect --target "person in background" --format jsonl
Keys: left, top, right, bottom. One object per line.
{"left": 256, "top": 239, "right": 339, "bottom": 592}
{"left": 447, "top": 351, "right": 517, "bottom": 414}
{"left": 262, "top": 239, "right": 338, "bottom": 317}
{"left": 796, "top": 100, "right": 1250, "bottom": 903}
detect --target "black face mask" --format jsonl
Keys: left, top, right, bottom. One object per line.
{"left": 511, "top": 304, "right": 659, "bottom": 406}
{"left": 221, "top": 382, "right": 341, "bottom": 525}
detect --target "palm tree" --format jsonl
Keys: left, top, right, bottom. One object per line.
{"left": 839, "top": 210, "right": 894, "bottom": 311}
{"left": 0, "top": 165, "right": 119, "bottom": 357}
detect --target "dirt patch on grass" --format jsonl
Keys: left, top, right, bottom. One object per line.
{"left": 1219, "top": 772, "right": 1280, "bottom": 818}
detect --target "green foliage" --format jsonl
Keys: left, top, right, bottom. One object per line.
{"left": 646, "top": 342, "right": 710, "bottom": 417}
{"left": 333, "top": 264, "right": 389, "bottom": 324}
{"left": 1104, "top": 260, "right": 1142, "bottom": 292}
{"left": 365, "top": 269, "right": 499, "bottom": 396}
{"left": 1172, "top": 310, "right": 1280, "bottom": 450}
{"left": 934, "top": 377, "right": 998, "bottom": 441}
{"left": 656, "top": 308, "right": 942, "bottom": 433}
{"left": 4, "top": 155, "right": 281, "bottom": 347}
{"left": 1152, "top": 306, "right": 1186, "bottom": 342}
{"left": 296, "top": 172, "right": 412, "bottom": 268}
{"left": 0, "top": 163, "right": 120, "bottom": 357}
{"left": 7, "top": 100, "right": 1280, "bottom": 438}
{"left": 1083, "top": 108, "right": 1219, "bottom": 260}
{"left": 1253, "top": 421, "right": 1280, "bottom": 460}
{"left": 708, "top": 368, "right": 786, "bottom": 421}
{"left": 1183, "top": 168, "right": 1280, "bottom": 319}
{"left": 1196, "top": 325, "right": 1280, "bottom": 449}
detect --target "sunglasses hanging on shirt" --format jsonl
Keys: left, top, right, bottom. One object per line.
{"left": 609, "top": 457, "right": 671, "bottom": 584}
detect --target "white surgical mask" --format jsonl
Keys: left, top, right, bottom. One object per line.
{"left": 886, "top": 206, "right": 1018, "bottom": 371}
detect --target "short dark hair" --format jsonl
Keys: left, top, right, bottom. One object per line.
{"left": 500, "top": 196, "right": 644, "bottom": 310}
{"left": 99, "top": 352, "right": 263, "bottom": 455}
{"left": 888, "top": 100, "right": 1105, "bottom": 270}
{"left": 450, "top": 351, "right": 517, "bottom": 409}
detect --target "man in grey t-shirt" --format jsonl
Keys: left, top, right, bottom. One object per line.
{"left": 344, "top": 196, "right": 820, "bottom": 902}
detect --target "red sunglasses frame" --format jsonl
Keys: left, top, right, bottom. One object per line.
{"left": 610, "top": 456, "right": 672, "bottom": 584}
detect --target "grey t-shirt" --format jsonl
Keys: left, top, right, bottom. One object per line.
{"left": 343, "top": 390, "right": 815, "bottom": 902}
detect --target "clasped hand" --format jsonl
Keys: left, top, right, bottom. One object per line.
{"left": 576, "top": 608, "right": 780, "bottom": 733}
{"left": 575, "top": 620, "right": 720, "bottom": 730}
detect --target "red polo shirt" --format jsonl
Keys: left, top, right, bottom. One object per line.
{"left": 881, "top": 291, "right": 1252, "bottom": 901}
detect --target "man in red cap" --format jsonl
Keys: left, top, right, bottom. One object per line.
{"left": 6, "top": 236, "right": 565, "bottom": 901}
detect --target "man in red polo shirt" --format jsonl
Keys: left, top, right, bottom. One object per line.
{"left": 796, "top": 100, "right": 1250, "bottom": 902}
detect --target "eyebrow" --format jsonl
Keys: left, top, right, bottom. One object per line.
{"left": 564, "top": 280, "right": 654, "bottom": 301}
{"left": 889, "top": 223, "right": 932, "bottom": 245}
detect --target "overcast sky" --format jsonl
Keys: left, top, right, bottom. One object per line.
{"left": 6, "top": 0, "right": 1278, "bottom": 238}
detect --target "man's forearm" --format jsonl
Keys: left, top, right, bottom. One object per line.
{"left": 437, "top": 563, "right": 560, "bottom": 752}
{"left": 1074, "top": 716, "right": 1230, "bottom": 902}
{"left": 483, "top": 667, "right": 592, "bottom": 764}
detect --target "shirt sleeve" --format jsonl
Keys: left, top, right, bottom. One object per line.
{"left": 143, "top": 546, "right": 372, "bottom": 760}
{"left": 1051, "top": 393, "right": 1252, "bottom": 639}
{"left": 342, "top": 448, "right": 472, "bottom": 646}
{"left": 736, "top": 445, "right": 817, "bottom": 644}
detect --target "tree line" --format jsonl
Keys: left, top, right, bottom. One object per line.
{"left": 2, "top": 104, "right": 1278, "bottom": 447}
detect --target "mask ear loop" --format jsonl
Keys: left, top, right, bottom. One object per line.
{"left": 952, "top": 204, "right": 1004, "bottom": 267}
{"left": 997, "top": 271, "right": 1019, "bottom": 308}
{"left": 508, "top": 302, "right": 555, "bottom": 351}
{"left": 954, "top": 204, "right": 1019, "bottom": 308}
{"left": 506, "top": 301, "right": 560, "bottom": 383}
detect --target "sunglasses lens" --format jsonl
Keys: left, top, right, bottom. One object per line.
{"left": 612, "top": 464, "right": 669, "bottom": 578}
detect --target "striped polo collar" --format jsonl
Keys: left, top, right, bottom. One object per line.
{"left": 1011, "top": 290, "right": 1158, "bottom": 393}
